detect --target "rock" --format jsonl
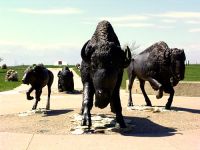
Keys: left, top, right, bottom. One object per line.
{"left": 92, "top": 115, "right": 102, "bottom": 121}
{"left": 71, "top": 129, "right": 85, "bottom": 135}
{"left": 70, "top": 113, "right": 124, "bottom": 135}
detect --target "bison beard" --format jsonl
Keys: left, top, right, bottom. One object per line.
{"left": 80, "top": 20, "right": 131, "bottom": 128}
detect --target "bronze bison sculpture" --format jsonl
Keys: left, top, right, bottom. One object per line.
{"left": 22, "top": 64, "right": 54, "bottom": 110}
{"left": 80, "top": 20, "right": 131, "bottom": 128}
{"left": 127, "top": 41, "right": 186, "bottom": 109}
{"left": 57, "top": 66, "right": 74, "bottom": 92}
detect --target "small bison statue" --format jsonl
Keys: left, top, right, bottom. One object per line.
{"left": 57, "top": 66, "right": 74, "bottom": 92}
{"left": 5, "top": 69, "right": 18, "bottom": 81}
{"left": 1, "top": 64, "right": 7, "bottom": 69}
{"left": 80, "top": 20, "right": 131, "bottom": 128}
{"left": 127, "top": 41, "right": 186, "bottom": 109}
{"left": 22, "top": 64, "right": 54, "bottom": 110}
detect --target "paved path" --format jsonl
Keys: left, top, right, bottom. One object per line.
{"left": 0, "top": 68, "right": 200, "bottom": 150}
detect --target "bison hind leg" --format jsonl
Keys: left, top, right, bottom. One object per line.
{"left": 156, "top": 88, "right": 163, "bottom": 99}
{"left": 27, "top": 95, "right": 34, "bottom": 100}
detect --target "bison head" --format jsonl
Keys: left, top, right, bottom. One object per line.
{"left": 170, "top": 48, "right": 186, "bottom": 85}
{"left": 81, "top": 41, "right": 131, "bottom": 108}
{"left": 22, "top": 67, "right": 36, "bottom": 85}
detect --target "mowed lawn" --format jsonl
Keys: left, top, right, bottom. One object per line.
{"left": 121, "top": 64, "right": 200, "bottom": 89}
{"left": 0, "top": 64, "right": 200, "bottom": 91}
{"left": 184, "top": 64, "right": 200, "bottom": 81}
{"left": 0, "top": 66, "right": 27, "bottom": 92}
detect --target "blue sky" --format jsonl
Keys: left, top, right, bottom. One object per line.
{"left": 0, "top": 0, "right": 200, "bottom": 65}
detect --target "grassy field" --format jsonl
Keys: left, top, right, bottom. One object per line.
{"left": 0, "top": 66, "right": 27, "bottom": 92}
{"left": 184, "top": 64, "right": 200, "bottom": 81}
{"left": 121, "top": 64, "right": 200, "bottom": 89}
{"left": 0, "top": 64, "right": 199, "bottom": 91}
{"left": 0, "top": 65, "right": 70, "bottom": 92}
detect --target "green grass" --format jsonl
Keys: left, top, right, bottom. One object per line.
{"left": 0, "top": 66, "right": 27, "bottom": 92}
{"left": 0, "top": 65, "right": 75, "bottom": 92}
{"left": 0, "top": 64, "right": 199, "bottom": 92}
{"left": 184, "top": 64, "right": 200, "bottom": 81}
{"left": 72, "top": 67, "right": 81, "bottom": 76}
{"left": 121, "top": 64, "right": 200, "bottom": 89}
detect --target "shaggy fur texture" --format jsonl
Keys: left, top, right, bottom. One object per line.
{"left": 127, "top": 41, "right": 185, "bottom": 109}
{"left": 22, "top": 64, "right": 54, "bottom": 110}
{"left": 80, "top": 20, "right": 131, "bottom": 128}
{"left": 57, "top": 67, "right": 74, "bottom": 92}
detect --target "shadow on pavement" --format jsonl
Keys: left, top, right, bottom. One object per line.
{"left": 172, "top": 106, "right": 200, "bottom": 114}
{"left": 121, "top": 116, "right": 177, "bottom": 137}
{"left": 43, "top": 109, "right": 73, "bottom": 116}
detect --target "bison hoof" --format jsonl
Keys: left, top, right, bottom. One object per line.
{"left": 27, "top": 96, "right": 34, "bottom": 100}
{"left": 156, "top": 95, "right": 163, "bottom": 99}
{"left": 81, "top": 115, "right": 92, "bottom": 128}
{"left": 32, "top": 107, "right": 36, "bottom": 110}
{"left": 165, "top": 105, "right": 171, "bottom": 110}
{"left": 146, "top": 103, "right": 152, "bottom": 107}
{"left": 127, "top": 102, "right": 133, "bottom": 107}
{"left": 156, "top": 92, "right": 163, "bottom": 99}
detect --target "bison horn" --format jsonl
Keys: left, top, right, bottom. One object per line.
{"left": 81, "top": 40, "right": 90, "bottom": 62}
{"left": 81, "top": 40, "right": 95, "bottom": 62}
{"left": 123, "top": 46, "right": 132, "bottom": 68}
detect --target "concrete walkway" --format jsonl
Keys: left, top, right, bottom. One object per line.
{"left": 0, "top": 68, "right": 200, "bottom": 150}
{"left": 1, "top": 129, "right": 200, "bottom": 150}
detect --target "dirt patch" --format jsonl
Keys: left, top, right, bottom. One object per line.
{"left": 0, "top": 106, "right": 199, "bottom": 136}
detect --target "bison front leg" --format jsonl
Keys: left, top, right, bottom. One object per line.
{"left": 110, "top": 91, "right": 126, "bottom": 128}
{"left": 26, "top": 87, "right": 34, "bottom": 100}
{"left": 148, "top": 77, "right": 162, "bottom": 91}
{"left": 46, "top": 86, "right": 51, "bottom": 110}
{"left": 32, "top": 89, "right": 42, "bottom": 110}
{"left": 165, "top": 87, "right": 174, "bottom": 110}
{"left": 81, "top": 82, "right": 94, "bottom": 128}
{"left": 139, "top": 79, "right": 152, "bottom": 106}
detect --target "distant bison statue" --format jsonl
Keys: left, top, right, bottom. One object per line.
{"left": 57, "top": 66, "right": 74, "bottom": 92}
{"left": 127, "top": 41, "right": 186, "bottom": 109}
{"left": 5, "top": 69, "right": 18, "bottom": 81}
{"left": 80, "top": 20, "right": 131, "bottom": 128}
{"left": 1, "top": 64, "right": 7, "bottom": 69}
{"left": 22, "top": 64, "right": 54, "bottom": 110}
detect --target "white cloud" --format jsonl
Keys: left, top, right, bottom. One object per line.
{"left": 189, "top": 28, "right": 200, "bottom": 32}
{"left": 161, "top": 19, "right": 177, "bottom": 23}
{"left": 115, "top": 23, "right": 154, "bottom": 28}
{"left": 152, "top": 11, "right": 200, "bottom": 19}
{"left": 185, "top": 20, "right": 200, "bottom": 24}
{"left": 16, "top": 7, "right": 83, "bottom": 15}
{"left": 99, "top": 15, "right": 149, "bottom": 22}
{"left": 155, "top": 25, "right": 175, "bottom": 29}
{"left": 0, "top": 41, "right": 82, "bottom": 65}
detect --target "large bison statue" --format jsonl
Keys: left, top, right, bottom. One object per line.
{"left": 22, "top": 64, "right": 54, "bottom": 110}
{"left": 127, "top": 41, "right": 186, "bottom": 109}
{"left": 80, "top": 20, "right": 131, "bottom": 128}
{"left": 57, "top": 66, "right": 74, "bottom": 92}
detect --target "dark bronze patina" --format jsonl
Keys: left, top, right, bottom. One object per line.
{"left": 127, "top": 41, "right": 186, "bottom": 109}
{"left": 80, "top": 20, "right": 131, "bottom": 128}
{"left": 22, "top": 64, "right": 54, "bottom": 110}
